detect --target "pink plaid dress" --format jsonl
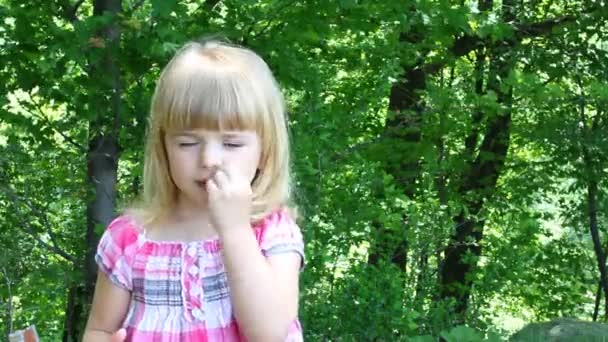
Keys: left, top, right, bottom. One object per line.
{"left": 95, "top": 210, "right": 305, "bottom": 341}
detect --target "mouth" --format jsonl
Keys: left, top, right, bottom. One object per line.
{"left": 196, "top": 180, "right": 207, "bottom": 188}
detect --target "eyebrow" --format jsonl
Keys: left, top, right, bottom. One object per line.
{"left": 222, "top": 133, "right": 247, "bottom": 139}
{"left": 171, "top": 131, "right": 250, "bottom": 139}
{"left": 168, "top": 133, "right": 199, "bottom": 140}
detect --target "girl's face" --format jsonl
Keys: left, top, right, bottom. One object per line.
{"left": 164, "top": 128, "right": 262, "bottom": 210}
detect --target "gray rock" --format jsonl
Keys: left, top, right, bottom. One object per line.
{"left": 510, "top": 318, "right": 608, "bottom": 342}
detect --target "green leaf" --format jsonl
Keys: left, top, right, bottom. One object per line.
{"left": 339, "top": 0, "right": 357, "bottom": 9}
{"left": 408, "top": 335, "right": 436, "bottom": 342}
{"left": 440, "top": 325, "right": 484, "bottom": 342}
{"left": 151, "top": 0, "right": 178, "bottom": 17}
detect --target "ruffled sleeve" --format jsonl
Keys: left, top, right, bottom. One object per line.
{"left": 95, "top": 216, "right": 140, "bottom": 290}
{"left": 255, "top": 210, "right": 305, "bottom": 268}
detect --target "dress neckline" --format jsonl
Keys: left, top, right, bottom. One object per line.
{"left": 126, "top": 214, "right": 222, "bottom": 246}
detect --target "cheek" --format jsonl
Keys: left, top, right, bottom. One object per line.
{"left": 244, "top": 146, "right": 261, "bottom": 167}
{"left": 231, "top": 151, "right": 258, "bottom": 178}
{"left": 168, "top": 151, "right": 195, "bottom": 175}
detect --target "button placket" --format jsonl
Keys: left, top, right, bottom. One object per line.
{"left": 184, "top": 242, "right": 206, "bottom": 322}
{"left": 188, "top": 265, "right": 199, "bottom": 276}
{"left": 192, "top": 308, "right": 205, "bottom": 320}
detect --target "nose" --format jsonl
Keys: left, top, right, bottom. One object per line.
{"left": 201, "top": 142, "right": 221, "bottom": 169}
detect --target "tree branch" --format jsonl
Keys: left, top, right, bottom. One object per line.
{"left": 424, "top": 6, "right": 602, "bottom": 76}
{"left": 1, "top": 266, "right": 13, "bottom": 337}
{"left": 256, "top": 0, "right": 298, "bottom": 37}
{"left": 204, "top": 0, "right": 221, "bottom": 11}
{"left": 240, "top": 0, "right": 297, "bottom": 46}
{"left": 513, "top": 12, "right": 578, "bottom": 38}
{"left": 0, "top": 184, "right": 76, "bottom": 264}
{"left": 24, "top": 94, "right": 87, "bottom": 152}
{"left": 130, "top": 0, "right": 146, "bottom": 12}
{"left": 61, "top": 0, "right": 86, "bottom": 22}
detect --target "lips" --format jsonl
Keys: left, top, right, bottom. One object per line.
{"left": 197, "top": 180, "right": 207, "bottom": 188}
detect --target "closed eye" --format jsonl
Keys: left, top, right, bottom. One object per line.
{"left": 224, "top": 142, "right": 244, "bottom": 148}
{"left": 179, "top": 142, "right": 199, "bottom": 147}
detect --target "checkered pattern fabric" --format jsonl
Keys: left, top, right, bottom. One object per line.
{"left": 96, "top": 210, "right": 304, "bottom": 341}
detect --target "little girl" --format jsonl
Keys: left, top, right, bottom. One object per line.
{"left": 83, "top": 39, "right": 305, "bottom": 341}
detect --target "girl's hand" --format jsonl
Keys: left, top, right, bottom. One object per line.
{"left": 207, "top": 165, "right": 252, "bottom": 235}
{"left": 110, "top": 329, "right": 126, "bottom": 342}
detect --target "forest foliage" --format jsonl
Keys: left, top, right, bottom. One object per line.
{"left": 0, "top": 0, "right": 607, "bottom": 340}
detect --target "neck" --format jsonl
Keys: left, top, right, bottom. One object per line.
{"left": 172, "top": 195, "right": 209, "bottom": 216}
{"left": 173, "top": 198, "right": 209, "bottom": 223}
{"left": 147, "top": 198, "right": 216, "bottom": 241}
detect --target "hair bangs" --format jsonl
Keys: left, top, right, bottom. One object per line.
{"left": 156, "top": 56, "right": 262, "bottom": 133}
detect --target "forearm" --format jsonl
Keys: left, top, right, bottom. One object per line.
{"left": 220, "top": 227, "right": 295, "bottom": 341}
{"left": 82, "top": 329, "right": 114, "bottom": 342}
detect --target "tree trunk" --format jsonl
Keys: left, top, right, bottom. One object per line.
{"left": 594, "top": 280, "right": 602, "bottom": 321}
{"left": 367, "top": 24, "right": 427, "bottom": 269}
{"left": 578, "top": 77, "right": 608, "bottom": 322}
{"left": 586, "top": 166, "right": 607, "bottom": 321}
{"left": 438, "top": 0, "right": 515, "bottom": 319}
{"left": 592, "top": 240, "right": 608, "bottom": 321}
{"left": 581, "top": 119, "right": 608, "bottom": 321}
{"left": 62, "top": 0, "right": 122, "bottom": 340}
{"left": 368, "top": 0, "right": 493, "bottom": 270}
{"left": 2, "top": 267, "right": 13, "bottom": 340}
{"left": 370, "top": 0, "right": 580, "bottom": 310}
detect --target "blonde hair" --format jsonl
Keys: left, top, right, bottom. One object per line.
{"left": 127, "top": 39, "right": 294, "bottom": 225}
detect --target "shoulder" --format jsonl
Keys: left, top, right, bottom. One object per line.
{"left": 254, "top": 208, "right": 298, "bottom": 233}
{"left": 254, "top": 209, "right": 303, "bottom": 247}
{"left": 101, "top": 215, "right": 144, "bottom": 250}
{"left": 252, "top": 208, "right": 305, "bottom": 269}
{"left": 96, "top": 215, "right": 144, "bottom": 291}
